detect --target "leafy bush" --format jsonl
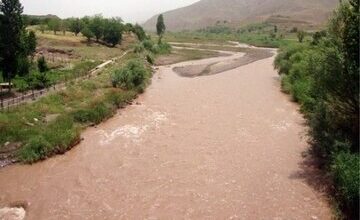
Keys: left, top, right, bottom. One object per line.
{"left": 37, "top": 56, "right": 49, "bottom": 73}
{"left": 72, "top": 102, "right": 112, "bottom": 124}
{"left": 42, "top": 115, "right": 79, "bottom": 151}
{"left": 132, "top": 24, "right": 147, "bottom": 41}
{"left": 111, "top": 59, "right": 149, "bottom": 90}
{"left": 142, "top": 40, "right": 154, "bottom": 51}
{"left": 274, "top": 1, "right": 359, "bottom": 217}
{"left": 146, "top": 53, "right": 154, "bottom": 65}
{"left": 18, "top": 115, "right": 80, "bottom": 163}
{"left": 151, "top": 42, "right": 172, "bottom": 54}
{"left": 105, "top": 89, "right": 137, "bottom": 108}
{"left": 13, "top": 76, "right": 29, "bottom": 92}
{"left": 18, "top": 136, "right": 52, "bottom": 163}
{"left": 133, "top": 43, "right": 145, "bottom": 53}
{"left": 332, "top": 151, "right": 359, "bottom": 218}
{"left": 28, "top": 71, "right": 50, "bottom": 89}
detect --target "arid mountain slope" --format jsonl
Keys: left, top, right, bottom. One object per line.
{"left": 143, "top": 0, "right": 339, "bottom": 31}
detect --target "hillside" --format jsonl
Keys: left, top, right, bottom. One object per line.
{"left": 143, "top": 0, "right": 339, "bottom": 31}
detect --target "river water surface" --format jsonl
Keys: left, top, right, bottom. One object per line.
{"left": 0, "top": 47, "right": 332, "bottom": 219}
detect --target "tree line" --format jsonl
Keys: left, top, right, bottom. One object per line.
{"left": 35, "top": 15, "right": 146, "bottom": 47}
{"left": 0, "top": 0, "right": 152, "bottom": 92}
{"left": 274, "top": 0, "right": 359, "bottom": 218}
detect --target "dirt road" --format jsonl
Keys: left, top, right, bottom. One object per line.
{"left": 0, "top": 45, "right": 332, "bottom": 219}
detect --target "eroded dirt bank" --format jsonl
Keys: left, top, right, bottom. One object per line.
{"left": 0, "top": 46, "right": 332, "bottom": 219}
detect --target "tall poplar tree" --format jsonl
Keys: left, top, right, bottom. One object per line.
{"left": 0, "top": 0, "right": 24, "bottom": 91}
{"left": 156, "top": 14, "right": 166, "bottom": 44}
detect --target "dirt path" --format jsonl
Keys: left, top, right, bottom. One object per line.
{"left": 0, "top": 45, "right": 332, "bottom": 219}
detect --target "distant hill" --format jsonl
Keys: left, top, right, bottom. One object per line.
{"left": 143, "top": 0, "right": 339, "bottom": 31}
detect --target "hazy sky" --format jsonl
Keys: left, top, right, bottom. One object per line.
{"left": 20, "top": 0, "right": 200, "bottom": 23}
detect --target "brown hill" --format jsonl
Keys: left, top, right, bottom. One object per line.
{"left": 143, "top": 0, "right": 339, "bottom": 31}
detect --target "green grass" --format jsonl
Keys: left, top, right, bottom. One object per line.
{"left": 161, "top": 22, "right": 313, "bottom": 48}
{"left": 0, "top": 51, "right": 149, "bottom": 164}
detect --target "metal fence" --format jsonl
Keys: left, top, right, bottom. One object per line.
{"left": 0, "top": 85, "right": 57, "bottom": 111}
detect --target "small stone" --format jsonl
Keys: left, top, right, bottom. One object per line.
{"left": 311, "top": 216, "right": 318, "bottom": 220}
{"left": 33, "top": 118, "right": 39, "bottom": 122}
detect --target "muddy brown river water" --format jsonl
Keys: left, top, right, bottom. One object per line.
{"left": 0, "top": 46, "right": 332, "bottom": 219}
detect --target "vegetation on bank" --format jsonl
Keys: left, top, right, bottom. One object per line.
{"left": 0, "top": 51, "right": 153, "bottom": 164}
{"left": 163, "top": 21, "right": 312, "bottom": 48}
{"left": 274, "top": 1, "right": 359, "bottom": 218}
{"left": 0, "top": 1, "right": 171, "bottom": 164}
{"left": 0, "top": 0, "right": 151, "bottom": 95}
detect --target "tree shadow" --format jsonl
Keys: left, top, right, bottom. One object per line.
{"left": 289, "top": 149, "right": 333, "bottom": 197}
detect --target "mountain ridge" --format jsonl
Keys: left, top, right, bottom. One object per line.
{"left": 143, "top": 0, "right": 339, "bottom": 31}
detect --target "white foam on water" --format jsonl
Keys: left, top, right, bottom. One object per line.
{"left": 96, "top": 109, "right": 168, "bottom": 145}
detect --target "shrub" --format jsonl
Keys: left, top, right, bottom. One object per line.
{"left": 28, "top": 71, "right": 50, "bottom": 89}
{"left": 13, "top": 76, "right": 29, "bottom": 92}
{"left": 274, "top": 1, "right": 359, "bottom": 217}
{"left": 142, "top": 39, "right": 154, "bottom": 51}
{"left": 42, "top": 115, "right": 80, "bottom": 152}
{"left": 132, "top": 24, "right": 147, "bottom": 41}
{"left": 133, "top": 43, "right": 144, "bottom": 53}
{"left": 72, "top": 102, "right": 112, "bottom": 124}
{"left": 37, "top": 56, "right": 49, "bottom": 73}
{"left": 332, "top": 151, "right": 360, "bottom": 217}
{"left": 146, "top": 53, "right": 154, "bottom": 65}
{"left": 18, "top": 136, "right": 52, "bottom": 163}
{"left": 17, "top": 56, "right": 31, "bottom": 76}
{"left": 106, "top": 89, "right": 137, "bottom": 108}
{"left": 111, "top": 60, "right": 149, "bottom": 90}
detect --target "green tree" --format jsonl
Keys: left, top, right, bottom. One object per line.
{"left": 156, "top": 14, "right": 166, "bottom": 43}
{"left": 124, "top": 23, "right": 133, "bottom": 32}
{"left": 89, "top": 15, "right": 104, "bottom": 42}
{"left": 48, "top": 18, "right": 61, "bottom": 35}
{"left": 60, "top": 19, "right": 68, "bottom": 35}
{"left": 81, "top": 26, "right": 94, "bottom": 42}
{"left": 133, "top": 24, "right": 147, "bottom": 41}
{"left": 311, "top": 30, "right": 327, "bottom": 45}
{"left": 38, "top": 24, "right": 46, "bottom": 34}
{"left": 103, "top": 19, "right": 123, "bottom": 47}
{"left": 37, "top": 56, "right": 48, "bottom": 73}
{"left": 69, "top": 18, "right": 83, "bottom": 36}
{"left": 0, "top": 0, "right": 24, "bottom": 91}
{"left": 26, "top": 30, "right": 37, "bottom": 59}
{"left": 297, "top": 30, "right": 305, "bottom": 43}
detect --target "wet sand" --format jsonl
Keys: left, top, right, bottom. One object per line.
{"left": 0, "top": 47, "right": 332, "bottom": 219}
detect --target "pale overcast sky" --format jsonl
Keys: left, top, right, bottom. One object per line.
{"left": 20, "top": 0, "right": 200, "bottom": 23}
